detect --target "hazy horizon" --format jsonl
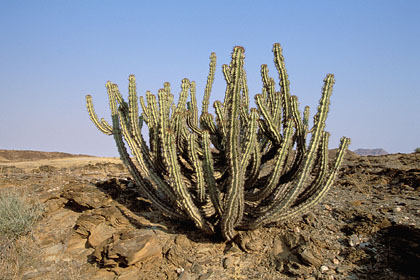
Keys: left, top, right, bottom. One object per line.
{"left": 1, "top": 1, "right": 419, "bottom": 157}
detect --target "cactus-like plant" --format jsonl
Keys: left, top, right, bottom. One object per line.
{"left": 86, "top": 44, "right": 350, "bottom": 241}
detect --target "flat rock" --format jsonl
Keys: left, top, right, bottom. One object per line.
{"left": 116, "top": 266, "right": 143, "bottom": 280}
{"left": 90, "top": 270, "right": 117, "bottom": 280}
{"left": 106, "top": 230, "right": 161, "bottom": 266}
{"left": 88, "top": 222, "right": 116, "bottom": 247}
{"left": 65, "top": 232, "right": 92, "bottom": 257}
{"left": 74, "top": 212, "right": 106, "bottom": 237}
{"left": 33, "top": 208, "right": 80, "bottom": 247}
{"left": 62, "top": 183, "right": 111, "bottom": 209}
{"left": 93, "top": 205, "right": 131, "bottom": 230}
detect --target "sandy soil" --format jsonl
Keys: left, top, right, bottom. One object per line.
{"left": 0, "top": 157, "right": 122, "bottom": 172}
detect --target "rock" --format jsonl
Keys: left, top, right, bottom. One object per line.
{"left": 178, "top": 270, "right": 193, "bottom": 280}
{"left": 359, "top": 242, "right": 371, "bottom": 249}
{"left": 283, "top": 232, "right": 303, "bottom": 249}
{"left": 349, "top": 234, "right": 360, "bottom": 247}
{"left": 43, "top": 243, "right": 65, "bottom": 262}
{"left": 74, "top": 206, "right": 131, "bottom": 244}
{"left": 320, "top": 265, "right": 329, "bottom": 273}
{"left": 272, "top": 232, "right": 309, "bottom": 269}
{"left": 273, "top": 237, "right": 286, "bottom": 255}
{"left": 93, "top": 205, "right": 131, "bottom": 230}
{"left": 233, "top": 231, "right": 263, "bottom": 252}
{"left": 198, "top": 271, "right": 213, "bottom": 280}
{"left": 378, "top": 218, "right": 392, "bottom": 230}
{"left": 119, "top": 208, "right": 162, "bottom": 229}
{"left": 65, "top": 232, "right": 93, "bottom": 258}
{"left": 223, "top": 256, "right": 240, "bottom": 269}
{"left": 106, "top": 230, "right": 161, "bottom": 266}
{"left": 88, "top": 222, "right": 116, "bottom": 247}
{"left": 74, "top": 213, "right": 106, "bottom": 237}
{"left": 43, "top": 197, "right": 67, "bottom": 212}
{"left": 176, "top": 267, "right": 184, "bottom": 274}
{"left": 285, "top": 261, "right": 313, "bottom": 276}
{"left": 61, "top": 183, "right": 111, "bottom": 210}
{"left": 190, "top": 263, "right": 204, "bottom": 274}
{"left": 336, "top": 266, "right": 347, "bottom": 273}
{"left": 245, "top": 239, "right": 263, "bottom": 252}
{"left": 174, "top": 234, "right": 191, "bottom": 249}
{"left": 297, "top": 246, "right": 322, "bottom": 267}
{"left": 224, "top": 242, "right": 241, "bottom": 255}
{"left": 116, "top": 267, "right": 142, "bottom": 280}
{"left": 66, "top": 232, "right": 87, "bottom": 251}
{"left": 167, "top": 244, "right": 189, "bottom": 267}
{"left": 32, "top": 208, "right": 80, "bottom": 255}
{"left": 90, "top": 270, "right": 117, "bottom": 280}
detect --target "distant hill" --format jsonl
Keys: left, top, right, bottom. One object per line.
{"left": 353, "top": 148, "right": 388, "bottom": 156}
{"left": 0, "top": 149, "right": 94, "bottom": 162}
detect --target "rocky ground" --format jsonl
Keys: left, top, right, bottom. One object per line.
{"left": 0, "top": 150, "right": 419, "bottom": 280}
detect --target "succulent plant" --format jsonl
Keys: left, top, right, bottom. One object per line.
{"left": 86, "top": 43, "right": 350, "bottom": 241}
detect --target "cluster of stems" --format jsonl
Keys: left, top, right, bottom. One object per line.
{"left": 86, "top": 44, "right": 350, "bottom": 241}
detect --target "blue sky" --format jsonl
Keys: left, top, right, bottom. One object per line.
{"left": 1, "top": 0, "right": 419, "bottom": 156}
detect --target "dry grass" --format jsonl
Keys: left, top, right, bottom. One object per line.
{"left": 0, "top": 187, "right": 44, "bottom": 280}
{"left": 0, "top": 234, "right": 40, "bottom": 280}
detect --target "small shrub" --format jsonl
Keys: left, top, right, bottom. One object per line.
{"left": 414, "top": 147, "right": 420, "bottom": 153}
{"left": 0, "top": 189, "right": 43, "bottom": 238}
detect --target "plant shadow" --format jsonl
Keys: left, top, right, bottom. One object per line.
{"left": 93, "top": 177, "right": 225, "bottom": 244}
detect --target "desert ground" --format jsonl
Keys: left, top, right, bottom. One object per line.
{"left": 0, "top": 149, "right": 419, "bottom": 280}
